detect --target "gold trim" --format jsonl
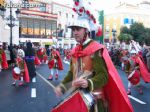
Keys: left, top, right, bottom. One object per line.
{"left": 88, "top": 79, "right": 94, "bottom": 91}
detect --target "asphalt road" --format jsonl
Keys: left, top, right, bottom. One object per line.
{"left": 0, "top": 60, "right": 150, "bottom": 112}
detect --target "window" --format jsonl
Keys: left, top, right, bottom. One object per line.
{"left": 40, "top": 20, "right": 46, "bottom": 35}
{"left": 21, "top": 19, "right": 28, "bottom": 35}
{"left": 28, "top": 19, "right": 34, "bottom": 35}
{"left": 59, "top": 11, "right": 61, "bottom": 16}
{"left": 34, "top": 20, "right": 40, "bottom": 35}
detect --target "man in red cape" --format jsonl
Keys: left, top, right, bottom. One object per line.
{"left": 48, "top": 45, "right": 63, "bottom": 80}
{"left": 12, "top": 49, "right": 30, "bottom": 85}
{"left": 37, "top": 46, "right": 47, "bottom": 64}
{"left": 53, "top": 17, "right": 133, "bottom": 112}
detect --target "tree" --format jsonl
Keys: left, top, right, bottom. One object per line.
{"left": 144, "top": 28, "right": 150, "bottom": 46}
{"left": 118, "top": 33, "right": 133, "bottom": 44}
{"left": 120, "top": 26, "right": 130, "bottom": 34}
{"left": 130, "top": 22, "right": 145, "bottom": 42}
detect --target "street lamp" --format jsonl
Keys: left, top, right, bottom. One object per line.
{"left": 4, "top": 1, "right": 20, "bottom": 46}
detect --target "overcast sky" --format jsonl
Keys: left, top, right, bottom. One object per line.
{"left": 54, "top": 0, "right": 144, "bottom": 10}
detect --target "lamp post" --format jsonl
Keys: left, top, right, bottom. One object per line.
{"left": 4, "top": 1, "right": 20, "bottom": 46}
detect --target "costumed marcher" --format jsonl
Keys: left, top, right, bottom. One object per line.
{"left": 48, "top": 45, "right": 63, "bottom": 80}
{"left": 129, "top": 41, "right": 150, "bottom": 83}
{"left": 24, "top": 42, "right": 36, "bottom": 81}
{"left": 121, "top": 49, "right": 143, "bottom": 95}
{"left": 12, "top": 48, "right": 30, "bottom": 86}
{"left": 34, "top": 46, "right": 41, "bottom": 67}
{"left": 0, "top": 42, "right": 8, "bottom": 72}
{"left": 64, "top": 49, "right": 71, "bottom": 61}
{"left": 52, "top": 1, "right": 133, "bottom": 112}
{"left": 37, "top": 46, "right": 47, "bottom": 64}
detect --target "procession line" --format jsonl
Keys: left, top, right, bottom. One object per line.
{"left": 36, "top": 72, "right": 56, "bottom": 89}
{"left": 31, "top": 88, "right": 36, "bottom": 98}
{"left": 128, "top": 95, "right": 146, "bottom": 104}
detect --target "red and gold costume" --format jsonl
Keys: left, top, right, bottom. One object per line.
{"left": 37, "top": 48, "right": 47, "bottom": 63}
{"left": 53, "top": 40, "right": 133, "bottom": 112}
{"left": 12, "top": 57, "right": 30, "bottom": 83}
{"left": 48, "top": 50, "right": 63, "bottom": 70}
{"left": 134, "top": 54, "right": 150, "bottom": 83}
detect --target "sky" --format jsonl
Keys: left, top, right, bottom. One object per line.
{"left": 54, "top": 0, "right": 145, "bottom": 11}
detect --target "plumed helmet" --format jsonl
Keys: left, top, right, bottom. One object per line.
{"left": 52, "top": 45, "right": 56, "bottom": 49}
{"left": 130, "top": 49, "right": 137, "bottom": 54}
{"left": 18, "top": 49, "right": 25, "bottom": 58}
{"left": 68, "top": 18, "right": 90, "bottom": 32}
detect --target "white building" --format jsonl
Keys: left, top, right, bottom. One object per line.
{"left": 51, "top": 2, "right": 77, "bottom": 49}
{"left": 0, "top": 0, "right": 19, "bottom": 45}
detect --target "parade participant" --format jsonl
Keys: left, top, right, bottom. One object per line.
{"left": 34, "top": 46, "right": 41, "bottom": 67}
{"left": 0, "top": 42, "right": 8, "bottom": 72}
{"left": 48, "top": 45, "right": 63, "bottom": 80}
{"left": 37, "top": 46, "right": 47, "bottom": 64}
{"left": 53, "top": 0, "right": 133, "bottom": 111}
{"left": 122, "top": 49, "right": 143, "bottom": 95}
{"left": 53, "top": 19, "right": 133, "bottom": 112}
{"left": 129, "top": 42, "right": 150, "bottom": 83}
{"left": 24, "top": 42, "right": 36, "bottom": 81}
{"left": 63, "top": 48, "right": 71, "bottom": 65}
{"left": 12, "top": 48, "right": 30, "bottom": 86}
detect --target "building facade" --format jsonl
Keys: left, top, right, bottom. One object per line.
{"left": 104, "top": 2, "right": 150, "bottom": 43}
{"left": 51, "top": 2, "right": 77, "bottom": 49}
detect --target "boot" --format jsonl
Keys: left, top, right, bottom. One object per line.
{"left": 127, "top": 89, "right": 131, "bottom": 95}
{"left": 55, "top": 74, "right": 58, "bottom": 80}
{"left": 48, "top": 75, "right": 53, "bottom": 80}
{"left": 138, "top": 88, "right": 143, "bottom": 95}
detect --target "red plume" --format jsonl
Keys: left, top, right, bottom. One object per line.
{"left": 86, "top": 10, "right": 90, "bottom": 15}
{"left": 93, "top": 19, "right": 96, "bottom": 24}
{"left": 72, "top": 8, "right": 77, "bottom": 12}
{"left": 79, "top": 7, "right": 84, "bottom": 13}
{"left": 75, "top": 2, "right": 79, "bottom": 6}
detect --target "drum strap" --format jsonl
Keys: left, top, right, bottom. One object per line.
{"left": 77, "top": 57, "right": 83, "bottom": 77}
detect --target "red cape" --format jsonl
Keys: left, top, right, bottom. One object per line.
{"left": 23, "top": 62, "right": 30, "bottom": 83}
{"left": 48, "top": 50, "right": 63, "bottom": 70}
{"left": 135, "top": 56, "right": 150, "bottom": 83}
{"left": 71, "top": 41, "right": 133, "bottom": 112}
{"left": 1, "top": 51, "right": 8, "bottom": 69}
{"left": 13, "top": 58, "right": 30, "bottom": 83}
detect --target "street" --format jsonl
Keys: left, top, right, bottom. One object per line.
{"left": 0, "top": 61, "right": 150, "bottom": 112}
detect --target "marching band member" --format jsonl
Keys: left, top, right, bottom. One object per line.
{"left": 12, "top": 48, "right": 30, "bottom": 86}
{"left": 37, "top": 46, "right": 47, "bottom": 64}
{"left": 53, "top": 16, "right": 133, "bottom": 112}
{"left": 48, "top": 45, "right": 63, "bottom": 80}
{"left": 122, "top": 49, "right": 143, "bottom": 95}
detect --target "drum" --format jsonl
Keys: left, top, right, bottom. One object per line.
{"left": 13, "top": 67, "right": 21, "bottom": 75}
{"left": 52, "top": 89, "right": 95, "bottom": 112}
{"left": 128, "top": 70, "right": 140, "bottom": 85}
